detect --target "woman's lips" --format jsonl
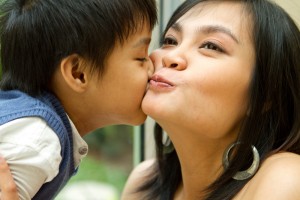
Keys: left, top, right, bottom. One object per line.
{"left": 149, "top": 74, "right": 174, "bottom": 89}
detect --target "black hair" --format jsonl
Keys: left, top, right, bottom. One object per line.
{"left": 138, "top": 0, "right": 300, "bottom": 199}
{"left": 0, "top": 0, "right": 157, "bottom": 96}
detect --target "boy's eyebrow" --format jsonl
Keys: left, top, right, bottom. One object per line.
{"left": 170, "top": 23, "right": 240, "bottom": 44}
{"left": 132, "top": 37, "right": 152, "bottom": 48}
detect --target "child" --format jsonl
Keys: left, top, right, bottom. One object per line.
{"left": 0, "top": 0, "right": 157, "bottom": 199}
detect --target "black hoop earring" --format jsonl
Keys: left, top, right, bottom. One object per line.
{"left": 222, "top": 142, "right": 260, "bottom": 180}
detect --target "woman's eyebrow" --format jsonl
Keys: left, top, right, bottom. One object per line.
{"left": 196, "top": 25, "right": 240, "bottom": 44}
{"left": 170, "top": 22, "right": 183, "bottom": 33}
{"left": 169, "top": 23, "right": 239, "bottom": 44}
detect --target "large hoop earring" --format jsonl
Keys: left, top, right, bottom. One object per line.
{"left": 222, "top": 142, "right": 260, "bottom": 180}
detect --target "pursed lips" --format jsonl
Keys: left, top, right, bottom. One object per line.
{"left": 149, "top": 74, "right": 174, "bottom": 88}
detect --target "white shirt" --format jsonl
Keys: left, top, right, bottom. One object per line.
{"left": 0, "top": 117, "right": 88, "bottom": 200}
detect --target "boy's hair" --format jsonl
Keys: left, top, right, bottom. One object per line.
{"left": 0, "top": 0, "right": 157, "bottom": 96}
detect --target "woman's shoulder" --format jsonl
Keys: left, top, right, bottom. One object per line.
{"left": 258, "top": 152, "right": 300, "bottom": 184}
{"left": 121, "top": 159, "right": 156, "bottom": 200}
{"left": 237, "top": 152, "right": 300, "bottom": 200}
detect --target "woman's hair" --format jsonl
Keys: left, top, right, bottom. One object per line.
{"left": 0, "top": 0, "right": 157, "bottom": 96}
{"left": 138, "top": 0, "right": 300, "bottom": 199}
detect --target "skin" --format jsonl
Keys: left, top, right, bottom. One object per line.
{"left": 234, "top": 152, "right": 300, "bottom": 200}
{"left": 122, "top": 2, "right": 300, "bottom": 200}
{"left": 52, "top": 22, "right": 154, "bottom": 136}
{"left": 0, "top": 156, "right": 18, "bottom": 200}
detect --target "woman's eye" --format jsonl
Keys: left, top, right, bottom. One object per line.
{"left": 162, "top": 37, "right": 178, "bottom": 46}
{"left": 201, "top": 42, "right": 224, "bottom": 52}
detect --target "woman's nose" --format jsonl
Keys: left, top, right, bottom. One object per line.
{"left": 150, "top": 48, "right": 187, "bottom": 72}
{"left": 162, "top": 50, "right": 187, "bottom": 70}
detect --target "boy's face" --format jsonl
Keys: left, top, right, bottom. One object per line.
{"left": 87, "top": 23, "right": 153, "bottom": 126}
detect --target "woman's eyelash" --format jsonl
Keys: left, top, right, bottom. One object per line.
{"left": 161, "top": 37, "right": 225, "bottom": 53}
{"left": 200, "top": 42, "right": 224, "bottom": 52}
{"left": 162, "top": 37, "right": 178, "bottom": 46}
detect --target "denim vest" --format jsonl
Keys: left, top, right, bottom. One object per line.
{"left": 0, "top": 90, "right": 76, "bottom": 200}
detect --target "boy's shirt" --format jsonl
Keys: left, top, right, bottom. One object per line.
{"left": 0, "top": 116, "right": 88, "bottom": 199}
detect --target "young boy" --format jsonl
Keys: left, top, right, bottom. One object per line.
{"left": 0, "top": 0, "right": 157, "bottom": 199}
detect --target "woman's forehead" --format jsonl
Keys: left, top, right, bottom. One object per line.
{"left": 179, "top": 1, "right": 247, "bottom": 21}
{"left": 174, "top": 1, "right": 253, "bottom": 43}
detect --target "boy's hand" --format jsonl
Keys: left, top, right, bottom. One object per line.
{"left": 0, "top": 156, "right": 19, "bottom": 200}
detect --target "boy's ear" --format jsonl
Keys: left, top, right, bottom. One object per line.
{"left": 60, "top": 54, "right": 88, "bottom": 93}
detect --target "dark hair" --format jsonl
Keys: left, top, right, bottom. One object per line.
{"left": 0, "top": 0, "right": 157, "bottom": 96}
{"left": 138, "top": 0, "right": 300, "bottom": 199}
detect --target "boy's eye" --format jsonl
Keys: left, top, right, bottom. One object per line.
{"left": 137, "top": 58, "right": 148, "bottom": 62}
{"left": 162, "top": 37, "right": 178, "bottom": 46}
{"left": 200, "top": 42, "right": 224, "bottom": 52}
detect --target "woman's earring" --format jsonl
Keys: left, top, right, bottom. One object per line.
{"left": 163, "top": 135, "right": 174, "bottom": 154}
{"left": 222, "top": 142, "right": 260, "bottom": 180}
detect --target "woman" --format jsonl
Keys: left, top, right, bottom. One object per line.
{"left": 122, "top": 0, "right": 300, "bottom": 199}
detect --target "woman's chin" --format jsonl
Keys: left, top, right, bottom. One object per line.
{"left": 141, "top": 97, "right": 154, "bottom": 115}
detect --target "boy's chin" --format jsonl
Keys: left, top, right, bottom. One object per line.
{"left": 127, "top": 111, "right": 147, "bottom": 126}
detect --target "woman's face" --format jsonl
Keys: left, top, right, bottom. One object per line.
{"left": 142, "top": 1, "right": 255, "bottom": 139}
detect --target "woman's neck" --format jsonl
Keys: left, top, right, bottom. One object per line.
{"left": 163, "top": 124, "right": 237, "bottom": 200}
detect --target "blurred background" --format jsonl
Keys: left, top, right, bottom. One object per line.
{"left": 56, "top": 125, "right": 135, "bottom": 200}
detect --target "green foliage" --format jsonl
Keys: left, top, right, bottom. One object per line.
{"left": 0, "top": 49, "right": 2, "bottom": 80}
{"left": 0, "top": 63, "right": 2, "bottom": 80}
{"left": 84, "top": 125, "right": 134, "bottom": 159}
{"left": 62, "top": 125, "right": 134, "bottom": 196}
{"left": 0, "top": 52, "right": 2, "bottom": 80}
{"left": 67, "top": 156, "right": 128, "bottom": 193}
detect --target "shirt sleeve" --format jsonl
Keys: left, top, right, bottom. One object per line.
{"left": 0, "top": 117, "right": 62, "bottom": 200}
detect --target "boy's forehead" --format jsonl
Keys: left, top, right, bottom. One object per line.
{"left": 127, "top": 25, "right": 152, "bottom": 47}
{"left": 114, "top": 22, "right": 152, "bottom": 48}
{"left": 132, "top": 37, "right": 152, "bottom": 48}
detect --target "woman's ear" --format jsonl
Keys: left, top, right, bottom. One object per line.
{"left": 60, "top": 54, "right": 89, "bottom": 93}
